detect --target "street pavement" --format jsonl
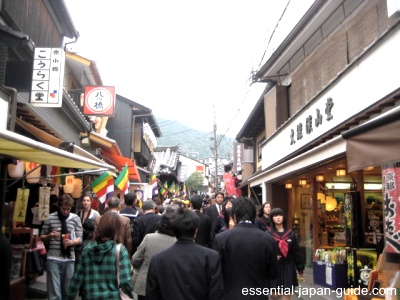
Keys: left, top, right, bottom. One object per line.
{"left": 26, "top": 267, "right": 343, "bottom": 300}
{"left": 293, "top": 267, "right": 343, "bottom": 300}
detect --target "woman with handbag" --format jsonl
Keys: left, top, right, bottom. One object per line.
{"left": 67, "top": 211, "right": 133, "bottom": 300}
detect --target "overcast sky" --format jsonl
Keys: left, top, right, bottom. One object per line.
{"left": 64, "top": 0, "right": 314, "bottom": 137}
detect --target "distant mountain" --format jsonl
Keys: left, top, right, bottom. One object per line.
{"left": 155, "top": 117, "right": 235, "bottom": 161}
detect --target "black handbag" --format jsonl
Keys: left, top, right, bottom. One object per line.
{"left": 26, "top": 249, "right": 44, "bottom": 278}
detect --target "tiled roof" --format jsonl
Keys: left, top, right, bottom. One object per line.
{"left": 152, "top": 146, "right": 180, "bottom": 174}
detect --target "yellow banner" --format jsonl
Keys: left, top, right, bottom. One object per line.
{"left": 13, "top": 188, "right": 30, "bottom": 223}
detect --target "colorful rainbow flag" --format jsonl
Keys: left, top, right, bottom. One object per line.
{"left": 160, "top": 181, "right": 168, "bottom": 196}
{"left": 115, "top": 165, "right": 129, "bottom": 194}
{"left": 182, "top": 182, "right": 187, "bottom": 199}
{"left": 149, "top": 174, "right": 158, "bottom": 196}
{"left": 169, "top": 182, "right": 176, "bottom": 195}
{"left": 91, "top": 172, "right": 114, "bottom": 203}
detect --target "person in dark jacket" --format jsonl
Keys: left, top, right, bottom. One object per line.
{"left": 255, "top": 202, "right": 272, "bottom": 231}
{"left": 132, "top": 200, "right": 162, "bottom": 252}
{"left": 204, "top": 192, "right": 225, "bottom": 246}
{"left": 0, "top": 232, "right": 11, "bottom": 299}
{"left": 213, "top": 197, "right": 278, "bottom": 299}
{"left": 119, "top": 192, "right": 141, "bottom": 223}
{"left": 146, "top": 207, "right": 224, "bottom": 299}
{"left": 267, "top": 207, "right": 304, "bottom": 300}
{"left": 213, "top": 197, "right": 235, "bottom": 235}
{"left": 190, "top": 194, "right": 212, "bottom": 247}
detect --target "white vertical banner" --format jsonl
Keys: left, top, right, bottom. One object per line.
{"left": 38, "top": 187, "right": 51, "bottom": 221}
{"left": 30, "top": 48, "right": 65, "bottom": 107}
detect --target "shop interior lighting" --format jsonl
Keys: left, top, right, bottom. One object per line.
{"left": 363, "top": 166, "right": 374, "bottom": 171}
{"left": 325, "top": 195, "right": 337, "bottom": 211}
{"left": 336, "top": 168, "right": 346, "bottom": 176}
{"left": 364, "top": 183, "right": 382, "bottom": 190}
{"left": 325, "top": 183, "right": 351, "bottom": 190}
{"left": 325, "top": 182, "right": 382, "bottom": 190}
{"left": 299, "top": 179, "right": 307, "bottom": 186}
{"left": 317, "top": 192, "right": 326, "bottom": 203}
{"left": 285, "top": 183, "right": 293, "bottom": 189}
{"left": 316, "top": 175, "right": 325, "bottom": 182}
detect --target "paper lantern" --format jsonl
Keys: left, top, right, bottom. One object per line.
{"left": 325, "top": 196, "right": 337, "bottom": 211}
{"left": 64, "top": 175, "right": 74, "bottom": 193}
{"left": 25, "top": 162, "right": 41, "bottom": 184}
{"left": 71, "top": 177, "right": 83, "bottom": 198}
{"left": 317, "top": 192, "right": 326, "bottom": 204}
{"left": 8, "top": 160, "right": 25, "bottom": 178}
{"left": 336, "top": 168, "right": 346, "bottom": 176}
{"left": 299, "top": 179, "right": 307, "bottom": 186}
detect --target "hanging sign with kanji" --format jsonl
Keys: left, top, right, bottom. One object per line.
{"left": 30, "top": 48, "right": 65, "bottom": 107}
{"left": 13, "top": 188, "right": 30, "bottom": 223}
{"left": 83, "top": 86, "right": 115, "bottom": 116}
{"left": 38, "top": 187, "right": 51, "bottom": 221}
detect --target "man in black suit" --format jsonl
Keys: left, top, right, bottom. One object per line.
{"left": 190, "top": 195, "right": 212, "bottom": 247}
{"left": 204, "top": 192, "right": 224, "bottom": 246}
{"left": 146, "top": 207, "right": 224, "bottom": 299}
{"left": 213, "top": 197, "right": 278, "bottom": 299}
{"left": 132, "top": 200, "right": 162, "bottom": 252}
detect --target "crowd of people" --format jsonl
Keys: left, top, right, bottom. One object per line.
{"left": 37, "top": 191, "right": 304, "bottom": 300}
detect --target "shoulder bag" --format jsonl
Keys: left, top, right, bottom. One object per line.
{"left": 115, "top": 244, "right": 133, "bottom": 300}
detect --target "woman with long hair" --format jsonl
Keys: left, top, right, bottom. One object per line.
{"left": 268, "top": 208, "right": 304, "bottom": 300}
{"left": 77, "top": 194, "right": 100, "bottom": 249}
{"left": 255, "top": 202, "right": 271, "bottom": 231}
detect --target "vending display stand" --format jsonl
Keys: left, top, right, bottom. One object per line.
{"left": 313, "top": 261, "right": 347, "bottom": 289}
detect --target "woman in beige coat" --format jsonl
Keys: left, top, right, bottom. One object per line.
{"left": 131, "top": 206, "right": 177, "bottom": 299}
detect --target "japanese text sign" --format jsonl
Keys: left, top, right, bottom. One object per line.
{"left": 38, "top": 187, "right": 50, "bottom": 221}
{"left": 83, "top": 86, "right": 115, "bottom": 116}
{"left": 13, "top": 188, "right": 30, "bottom": 223}
{"left": 30, "top": 48, "right": 64, "bottom": 107}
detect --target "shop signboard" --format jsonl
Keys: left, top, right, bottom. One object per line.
{"left": 233, "top": 142, "right": 243, "bottom": 173}
{"left": 30, "top": 48, "right": 64, "bottom": 107}
{"left": 13, "top": 188, "right": 30, "bottom": 223}
{"left": 343, "top": 191, "right": 363, "bottom": 247}
{"left": 383, "top": 162, "right": 400, "bottom": 263}
{"left": 83, "top": 86, "right": 115, "bottom": 116}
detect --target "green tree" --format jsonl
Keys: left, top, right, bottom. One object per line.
{"left": 185, "top": 172, "right": 205, "bottom": 193}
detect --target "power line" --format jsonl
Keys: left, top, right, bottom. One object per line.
{"left": 215, "top": 1, "right": 291, "bottom": 147}
{"left": 258, "top": 0, "right": 291, "bottom": 68}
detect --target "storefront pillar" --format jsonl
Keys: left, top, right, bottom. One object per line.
{"left": 263, "top": 182, "right": 270, "bottom": 205}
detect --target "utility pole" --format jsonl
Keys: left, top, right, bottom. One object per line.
{"left": 212, "top": 106, "right": 219, "bottom": 193}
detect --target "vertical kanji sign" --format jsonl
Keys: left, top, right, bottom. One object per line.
{"left": 30, "top": 48, "right": 64, "bottom": 107}
{"left": 13, "top": 188, "right": 30, "bottom": 223}
{"left": 83, "top": 86, "right": 115, "bottom": 116}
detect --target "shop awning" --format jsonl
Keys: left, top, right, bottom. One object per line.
{"left": 342, "top": 106, "right": 400, "bottom": 172}
{"left": 89, "top": 132, "right": 141, "bottom": 182}
{"left": 0, "top": 130, "right": 116, "bottom": 170}
{"left": 15, "top": 118, "right": 106, "bottom": 165}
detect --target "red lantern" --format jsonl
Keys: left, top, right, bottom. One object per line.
{"left": 25, "top": 162, "right": 41, "bottom": 184}
{"left": 64, "top": 175, "right": 74, "bottom": 193}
